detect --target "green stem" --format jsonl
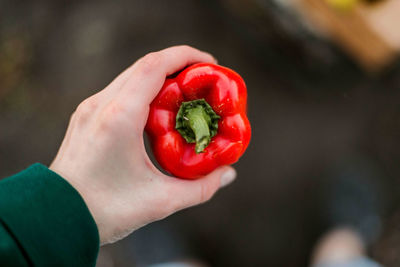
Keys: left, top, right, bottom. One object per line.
{"left": 185, "top": 106, "right": 211, "bottom": 153}
{"left": 175, "top": 99, "right": 220, "bottom": 153}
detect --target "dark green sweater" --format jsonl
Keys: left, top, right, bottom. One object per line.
{"left": 0, "top": 164, "right": 99, "bottom": 266}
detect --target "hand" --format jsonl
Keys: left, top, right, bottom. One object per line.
{"left": 49, "top": 46, "right": 237, "bottom": 244}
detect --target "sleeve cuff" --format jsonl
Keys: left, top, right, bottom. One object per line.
{"left": 0, "top": 163, "right": 99, "bottom": 266}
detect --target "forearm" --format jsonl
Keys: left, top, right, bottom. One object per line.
{"left": 0, "top": 164, "right": 99, "bottom": 267}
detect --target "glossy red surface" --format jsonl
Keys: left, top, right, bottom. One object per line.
{"left": 146, "top": 63, "right": 251, "bottom": 179}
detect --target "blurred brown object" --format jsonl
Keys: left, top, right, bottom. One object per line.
{"left": 296, "top": 0, "right": 400, "bottom": 71}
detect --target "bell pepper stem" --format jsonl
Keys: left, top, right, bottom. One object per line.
{"left": 175, "top": 99, "right": 220, "bottom": 154}
{"left": 185, "top": 106, "right": 211, "bottom": 153}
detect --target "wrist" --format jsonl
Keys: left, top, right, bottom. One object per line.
{"left": 48, "top": 163, "right": 110, "bottom": 243}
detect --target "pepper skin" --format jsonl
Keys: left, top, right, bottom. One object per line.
{"left": 145, "top": 63, "right": 251, "bottom": 179}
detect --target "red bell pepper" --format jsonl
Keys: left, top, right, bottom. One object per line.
{"left": 145, "top": 63, "right": 251, "bottom": 179}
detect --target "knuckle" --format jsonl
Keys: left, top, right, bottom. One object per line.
{"left": 174, "top": 45, "right": 198, "bottom": 56}
{"left": 177, "top": 44, "right": 193, "bottom": 52}
{"left": 75, "top": 97, "right": 98, "bottom": 125}
{"left": 97, "top": 102, "right": 128, "bottom": 134}
{"left": 69, "top": 111, "right": 77, "bottom": 123}
{"left": 138, "top": 52, "right": 163, "bottom": 74}
{"left": 76, "top": 101, "right": 88, "bottom": 115}
{"left": 100, "top": 104, "right": 122, "bottom": 127}
{"left": 77, "top": 97, "right": 97, "bottom": 113}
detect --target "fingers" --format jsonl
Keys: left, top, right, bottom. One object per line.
{"left": 164, "top": 166, "right": 237, "bottom": 213}
{"left": 158, "top": 45, "right": 216, "bottom": 76}
{"left": 115, "top": 45, "right": 216, "bottom": 114}
{"left": 104, "top": 65, "right": 136, "bottom": 93}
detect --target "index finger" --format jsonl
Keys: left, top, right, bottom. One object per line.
{"left": 115, "top": 45, "right": 217, "bottom": 113}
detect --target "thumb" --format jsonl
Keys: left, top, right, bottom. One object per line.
{"left": 165, "top": 166, "right": 237, "bottom": 212}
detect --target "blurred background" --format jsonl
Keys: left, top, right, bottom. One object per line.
{"left": 1, "top": 0, "right": 400, "bottom": 266}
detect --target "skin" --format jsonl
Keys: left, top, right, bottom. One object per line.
{"left": 311, "top": 228, "right": 365, "bottom": 265}
{"left": 49, "top": 45, "right": 237, "bottom": 244}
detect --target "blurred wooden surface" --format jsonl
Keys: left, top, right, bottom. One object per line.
{"left": 296, "top": 0, "right": 400, "bottom": 71}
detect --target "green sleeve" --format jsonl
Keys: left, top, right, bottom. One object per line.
{"left": 0, "top": 163, "right": 99, "bottom": 267}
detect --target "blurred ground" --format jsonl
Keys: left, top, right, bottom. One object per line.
{"left": 1, "top": 0, "right": 400, "bottom": 266}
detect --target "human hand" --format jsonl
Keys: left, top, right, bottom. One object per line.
{"left": 49, "top": 46, "right": 237, "bottom": 244}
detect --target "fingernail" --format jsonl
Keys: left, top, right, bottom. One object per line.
{"left": 220, "top": 168, "right": 236, "bottom": 188}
